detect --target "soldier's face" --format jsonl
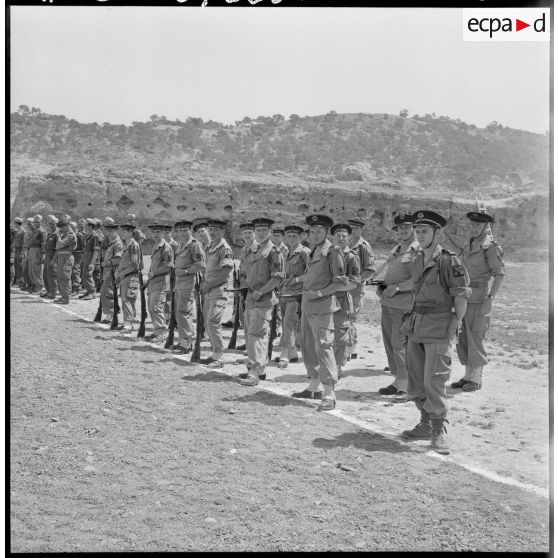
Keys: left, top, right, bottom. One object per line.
{"left": 271, "top": 232, "right": 283, "bottom": 245}
{"left": 309, "top": 226, "right": 327, "bottom": 246}
{"left": 396, "top": 224, "right": 414, "bottom": 242}
{"left": 334, "top": 230, "right": 350, "bottom": 249}
{"left": 209, "top": 226, "right": 224, "bottom": 240}
{"left": 469, "top": 221, "right": 486, "bottom": 238}
{"left": 152, "top": 230, "right": 163, "bottom": 243}
{"left": 242, "top": 229, "right": 255, "bottom": 244}
{"left": 285, "top": 232, "right": 300, "bottom": 248}
{"left": 78, "top": 221, "right": 86, "bottom": 231}
{"left": 351, "top": 225, "right": 363, "bottom": 237}
{"left": 255, "top": 226, "right": 270, "bottom": 244}
{"left": 414, "top": 225, "right": 436, "bottom": 249}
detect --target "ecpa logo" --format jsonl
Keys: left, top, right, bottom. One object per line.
{"left": 463, "top": 9, "right": 550, "bottom": 42}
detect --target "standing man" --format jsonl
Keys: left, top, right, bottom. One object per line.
{"left": 276, "top": 224, "right": 310, "bottom": 368}
{"left": 54, "top": 215, "right": 77, "bottom": 305}
{"left": 79, "top": 218, "right": 101, "bottom": 300}
{"left": 292, "top": 214, "right": 347, "bottom": 411}
{"left": 41, "top": 216, "right": 59, "bottom": 299}
{"left": 451, "top": 212, "right": 505, "bottom": 392}
{"left": 376, "top": 214, "right": 420, "bottom": 398}
{"left": 99, "top": 223, "right": 123, "bottom": 324}
{"left": 13, "top": 217, "right": 25, "bottom": 286}
{"left": 271, "top": 225, "right": 289, "bottom": 258}
{"left": 200, "top": 218, "right": 234, "bottom": 368}
{"left": 71, "top": 218, "right": 86, "bottom": 295}
{"left": 193, "top": 220, "right": 211, "bottom": 252}
{"left": 162, "top": 224, "right": 179, "bottom": 322}
{"left": 92, "top": 218, "right": 105, "bottom": 293}
{"left": 172, "top": 220, "right": 206, "bottom": 353}
{"left": 330, "top": 223, "right": 361, "bottom": 378}
{"left": 347, "top": 218, "right": 376, "bottom": 359}
{"left": 28, "top": 214, "right": 47, "bottom": 294}
{"left": 20, "top": 218, "right": 34, "bottom": 290}
{"left": 401, "top": 210, "right": 470, "bottom": 455}
{"left": 237, "top": 217, "right": 284, "bottom": 386}
{"left": 117, "top": 223, "right": 141, "bottom": 332}
{"left": 146, "top": 224, "right": 174, "bottom": 343}
{"left": 300, "top": 227, "right": 311, "bottom": 249}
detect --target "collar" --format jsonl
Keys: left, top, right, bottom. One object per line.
{"left": 288, "top": 243, "right": 304, "bottom": 256}
{"left": 209, "top": 238, "right": 226, "bottom": 253}
{"left": 350, "top": 236, "right": 365, "bottom": 249}
{"left": 311, "top": 238, "right": 332, "bottom": 260}
{"left": 256, "top": 237, "right": 274, "bottom": 257}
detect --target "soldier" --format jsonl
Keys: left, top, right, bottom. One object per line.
{"left": 292, "top": 214, "right": 347, "bottom": 412}
{"left": 117, "top": 223, "right": 141, "bottom": 332}
{"left": 27, "top": 214, "right": 47, "bottom": 294}
{"left": 276, "top": 224, "right": 310, "bottom": 368}
{"left": 41, "top": 216, "right": 59, "bottom": 299}
{"left": 450, "top": 212, "right": 505, "bottom": 392}
{"left": 400, "top": 210, "right": 470, "bottom": 455}
{"left": 193, "top": 221, "right": 211, "bottom": 252}
{"left": 145, "top": 224, "right": 174, "bottom": 343}
{"left": 13, "top": 217, "right": 25, "bottom": 286}
{"left": 79, "top": 218, "right": 101, "bottom": 300}
{"left": 347, "top": 218, "right": 376, "bottom": 359}
{"left": 376, "top": 214, "right": 420, "bottom": 398}
{"left": 330, "top": 223, "right": 361, "bottom": 378}
{"left": 71, "top": 218, "right": 86, "bottom": 295}
{"left": 171, "top": 220, "right": 206, "bottom": 353}
{"left": 237, "top": 217, "right": 284, "bottom": 386}
{"left": 161, "top": 224, "right": 179, "bottom": 322}
{"left": 271, "top": 225, "right": 289, "bottom": 258}
{"left": 199, "top": 218, "right": 234, "bottom": 368}
{"left": 99, "top": 223, "right": 123, "bottom": 324}
{"left": 92, "top": 218, "right": 105, "bottom": 293}
{"left": 54, "top": 215, "right": 77, "bottom": 305}
{"left": 10, "top": 224, "right": 16, "bottom": 285}
{"left": 300, "top": 227, "right": 311, "bottom": 249}
{"left": 20, "top": 218, "right": 34, "bottom": 290}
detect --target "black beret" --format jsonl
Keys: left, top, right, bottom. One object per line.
{"left": 271, "top": 225, "right": 285, "bottom": 234}
{"left": 412, "top": 210, "right": 447, "bottom": 229}
{"left": 239, "top": 222, "right": 255, "bottom": 230}
{"left": 118, "top": 223, "right": 136, "bottom": 231}
{"left": 14, "top": 217, "right": 23, "bottom": 224}
{"left": 252, "top": 217, "right": 275, "bottom": 228}
{"left": 148, "top": 223, "right": 165, "bottom": 231}
{"left": 347, "top": 218, "right": 365, "bottom": 227}
{"left": 174, "top": 220, "right": 193, "bottom": 229}
{"left": 207, "top": 218, "right": 227, "bottom": 228}
{"left": 466, "top": 211, "right": 494, "bottom": 223}
{"left": 104, "top": 223, "right": 119, "bottom": 230}
{"left": 330, "top": 223, "right": 352, "bottom": 235}
{"left": 305, "top": 214, "right": 334, "bottom": 228}
{"left": 193, "top": 221, "right": 208, "bottom": 232}
{"left": 393, "top": 213, "right": 415, "bottom": 226}
{"left": 284, "top": 224, "right": 304, "bottom": 234}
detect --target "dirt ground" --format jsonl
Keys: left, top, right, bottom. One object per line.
{"left": 9, "top": 261, "right": 550, "bottom": 552}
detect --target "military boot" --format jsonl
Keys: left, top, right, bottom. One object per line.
{"left": 401, "top": 409, "right": 432, "bottom": 440}
{"left": 430, "top": 419, "right": 450, "bottom": 455}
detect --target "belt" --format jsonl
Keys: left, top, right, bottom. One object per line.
{"left": 469, "top": 281, "right": 488, "bottom": 288}
{"left": 414, "top": 305, "right": 451, "bottom": 314}
{"left": 57, "top": 250, "right": 73, "bottom": 255}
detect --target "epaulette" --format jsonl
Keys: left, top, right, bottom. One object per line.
{"left": 441, "top": 248, "right": 456, "bottom": 256}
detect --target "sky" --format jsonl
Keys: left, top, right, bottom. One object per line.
{"left": 9, "top": 6, "right": 550, "bottom": 133}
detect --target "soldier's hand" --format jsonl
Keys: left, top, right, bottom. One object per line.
{"left": 88, "top": 264, "right": 95, "bottom": 273}
{"left": 305, "top": 290, "right": 320, "bottom": 300}
{"left": 251, "top": 289, "right": 263, "bottom": 301}
{"left": 481, "top": 297, "right": 493, "bottom": 315}
{"left": 375, "top": 286, "right": 384, "bottom": 298}
{"left": 383, "top": 285, "right": 398, "bottom": 298}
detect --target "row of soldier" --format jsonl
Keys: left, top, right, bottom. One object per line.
{"left": 10, "top": 209, "right": 504, "bottom": 454}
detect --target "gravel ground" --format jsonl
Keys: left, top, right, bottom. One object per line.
{"left": 9, "top": 288, "right": 549, "bottom": 552}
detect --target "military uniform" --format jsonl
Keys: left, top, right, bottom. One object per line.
{"left": 28, "top": 219, "right": 46, "bottom": 292}
{"left": 241, "top": 228, "right": 284, "bottom": 381}
{"left": 239, "top": 231, "right": 258, "bottom": 330}
{"left": 93, "top": 219, "right": 106, "bottom": 292}
{"left": 454, "top": 212, "right": 505, "bottom": 389}
{"left": 348, "top": 225, "right": 375, "bottom": 356}
{"left": 81, "top": 220, "right": 102, "bottom": 297}
{"left": 43, "top": 222, "right": 59, "bottom": 298}
{"left": 118, "top": 230, "right": 141, "bottom": 328}
{"left": 278, "top": 234, "right": 310, "bottom": 364}
{"left": 379, "top": 217, "right": 420, "bottom": 394}
{"left": 147, "top": 228, "right": 174, "bottom": 338}
{"left": 55, "top": 219, "right": 77, "bottom": 303}
{"left": 72, "top": 227, "right": 85, "bottom": 293}
{"left": 100, "top": 227, "right": 124, "bottom": 320}
{"left": 20, "top": 220, "right": 33, "bottom": 290}
{"left": 163, "top": 232, "right": 179, "bottom": 321}
{"left": 173, "top": 223, "right": 206, "bottom": 350}
{"left": 13, "top": 220, "right": 25, "bottom": 285}
{"left": 203, "top": 232, "right": 234, "bottom": 358}
{"left": 297, "top": 215, "right": 347, "bottom": 408}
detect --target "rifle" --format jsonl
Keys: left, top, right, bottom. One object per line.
{"left": 137, "top": 272, "right": 148, "bottom": 338}
{"left": 227, "top": 264, "right": 241, "bottom": 349}
{"left": 94, "top": 298, "right": 103, "bottom": 322}
{"left": 267, "top": 301, "right": 278, "bottom": 361}
{"left": 475, "top": 193, "right": 495, "bottom": 241}
{"left": 364, "top": 247, "right": 400, "bottom": 286}
{"left": 110, "top": 268, "right": 120, "bottom": 330}
{"left": 164, "top": 270, "right": 177, "bottom": 348}
{"left": 190, "top": 273, "right": 204, "bottom": 363}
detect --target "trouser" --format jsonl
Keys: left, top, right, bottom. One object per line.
{"left": 100, "top": 272, "right": 116, "bottom": 316}
{"left": 406, "top": 339, "right": 452, "bottom": 420}
{"left": 381, "top": 306, "right": 409, "bottom": 392}
{"left": 457, "top": 303, "right": 489, "bottom": 383}
{"left": 28, "top": 247, "right": 45, "bottom": 291}
{"left": 203, "top": 296, "right": 227, "bottom": 355}
{"left": 81, "top": 252, "right": 96, "bottom": 294}
{"left": 71, "top": 252, "right": 83, "bottom": 291}
{"left": 278, "top": 297, "right": 301, "bottom": 359}
{"left": 10, "top": 257, "right": 15, "bottom": 285}
{"left": 238, "top": 290, "right": 247, "bottom": 329}
{"left": 56, "top": 253, "right": 74, "bottom": 301}
{"left": 245, "top": 301, "right": 273, "bottom": 376}
{"left": 14, "top": 247, "right": 23, "bottom": 282}
{"left": 349, "top": 286, "right": 365, "bottom": 352}
{"left": 300, "top": 309, "right": 337, "bottom": 399}
{"left": 148, "top": 276, "right": 169, "bottom": 333}
{"left": 93, "top": 264, "right": 102, "bottom": 292}
{"left": 120, "top": 274, "right": 139, "bottom": 324}
{"left": 333, "top": 295, "right": 353, "bottom": 370}
{"left": 44, "top": 253, "right": 58, "bottom": 296}
{"left": 175, "top": 287, "right": 195, "bottom": 346}
{"left": 21, "top": 251, "right": 30, "bottom": 287}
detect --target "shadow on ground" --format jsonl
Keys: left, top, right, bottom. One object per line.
{"left": 312, "top": 430, "right": 414, "bottom": 454}
{"left": 180, "top": 371, "right": 236, "bottom": 383}
{"left": 222, "top": 390, "right": 310, "bottom": 408}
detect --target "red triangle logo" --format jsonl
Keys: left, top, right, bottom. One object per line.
{"left": 516, "top": 19, "right": 530, "bottom": 31}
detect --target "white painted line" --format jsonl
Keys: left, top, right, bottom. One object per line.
{"left": 12, "top": 289, "right": 549, "bottom": 500}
